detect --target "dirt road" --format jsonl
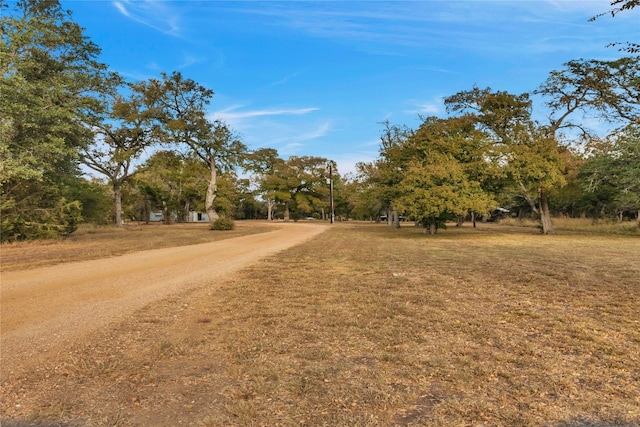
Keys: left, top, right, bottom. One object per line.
{"left": 1, "top": 222, "right": 328, "bottom": 377}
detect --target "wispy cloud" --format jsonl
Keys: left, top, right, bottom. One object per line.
{"left": 279, "top": 142, "right": 304, "bottom": 156}
{"left": 542, "top": 0, "right": 610, "bottom": 16}
{"left": 113, "top": 2, "right": 129, "bottom": 17}
{"left": 231, "top": 1, "right": 630, "bottom": 58}
{"left": 263, "top": 72, "right": 300, "bottom": 89}
{"left": 112, "top": 0, "right": 181, "bottom": 36}
{"left": 210, "top": 106, "right": 319, "bottom": 122}
{"left": 233, "top": 2, "right": 522, "bottom": 54}
{"left": 207, "top": 105, "right": 323, "bottom": 153}
{"left": 403, "top": 98, "right": 443, "bottom": 117}
{"left": 297, "top": 121, "right": 332, "bottom": 141}
{"left": 178, "top": 52, "right": 200, "bottom": 70}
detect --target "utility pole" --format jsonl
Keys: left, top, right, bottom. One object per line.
{"left": 329, "top": 163, "right": 335, "bottom": 224}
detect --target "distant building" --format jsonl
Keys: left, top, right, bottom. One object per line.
{"left": 148, "top": 211, "right": 209, "bottom": 222}
{"left": 187, "top": 211, "right": 209, "bottom": 222}
{"left": 148, "top": 211, "right": 164, "bottom": 222}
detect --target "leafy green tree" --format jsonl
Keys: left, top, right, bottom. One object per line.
{"left": 376, "top": 121, "right": 414, "bottom": 226}
{"left": 580, "top": 125, "right": 640, "bottom": 225}
{"left": 246, "top": 148, "right": 281, "bottom": 220}
{"left": 392, "top": 116, "right": 496, "bottom": 234}
{"left": 533, "top": 57, "right": 639, "bottom": 227}
{"left": 233, "top": 176, "right": 263, "bottom": 220}
{"left": 201, "top": 120, "right": 247, "bottom": 219}
{"left": 213, "top": 173, "right": 251, "bottom": 219}
{"left": 548, "top": 147, "right": 585, "bottom": 218}
{"left": 80, "top": 79, "right": 162, "bottom": 226}
{"left": 1, "top": 0, "right": 114, "bottom": 240}
{"left": 69, "top": 178, "right": 113, "bottom": 225}
{"left": 262, "top": 156, "right": 330, "bottom": 221}
{"left": 446, "top": 87, "right": 565, "bottom": 234}
{"left": 347, "top": 161, "right": 386, "bottom": 221}
{"left": 135, "top": 151, "right": 207, "bottom": 223}
{"left": 330, "top": 170, "right": 350, "bottom": 221}
{"left": 536, "top": 57, "right": 640, "bottom": 133}
{"left": 150, "top": 72, "right": 247, "bottom": 220}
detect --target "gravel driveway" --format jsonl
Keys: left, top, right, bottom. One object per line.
{"left": 1, "top": 223, "right": 328, "bottom": 378}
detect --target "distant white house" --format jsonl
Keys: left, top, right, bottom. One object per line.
{"left": 148, "top": 211, "right": 164, "bottom": 222}
{"left": 148, "top": 211, "right": 209, "bottom": 222}
{"left": 187, "top": 211, "right": 209, "bottom": 222}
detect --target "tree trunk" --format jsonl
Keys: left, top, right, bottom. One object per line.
{"left": 521, "top": 181, "right": 540, "bottom": 216}
{"left": 267, "top": 199, "right": 275, "bottom": 221}
{"left": 205, "top": 158, "right": 219, "bottom": 221}
{"left": 392, "top": 210, "right": 400, "bottom": 228}
{"left": 539, "top": 189, "right": 554, "bottom": 235}
{"left": 162, "top": 202, "right": 172, "bottom": 225}
{"left": 114, "top": 183, "right": 123, "bottom": 227}
{"left": 284, "top": 201, "right": 290, "bottom": 222}
{"left": 143, "top": 196, "right": 150, "bottom": 225}
{"left": 471, "top": 212, "right": 477, "bottom": 228}
{"left": 423, "top": 222, "right": 436, "bottom": 234}
{"left": 183, "top": 199, "right": 191, "bottom": 223}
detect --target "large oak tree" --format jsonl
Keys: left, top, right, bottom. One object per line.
{"left": 445, "top": 87, "right": 565, "bottom": 234}
{"left": 262, "top": 156, "right": 331, "bottom": 221}
{"left": 81, "top": 80, "right": 162, "bottom": 226}
{"left": 149, "top": 72, "right": 246, "bottom": 221}
{"left": 389, "top": 116, "right": 497, "bottom": 234}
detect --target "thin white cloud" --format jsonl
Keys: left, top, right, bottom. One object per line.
{"left": 210, "top": 106, "right": 319, "bottom": 122}
{"left": 542, "top": 0, "right": 611, "bottom": 15}
{"left": 403, "top": 98, "right": 444, "bottom": 117}
{"left": 178, "top": 52, "right": 199, "bottom": 70}
{"left": 298, "top": 121, "right": 332, "bottom": 141}
{"left": 280, "top": 142, "right": 304, "bottom": 155}
{"left": 232, "top": 1, "right": 633, "bottom": 59}
{"left": 234, "top": 2, "right": 519, "bottom": 53}
{"left": 207, "top": 105, "right": 324, "bottom": 153}
{"left": 112, "top": 0, "right": 181, "bottom": 36}
{"left": 264, "top": 72, "right": 300, "bottom": 89}
{"left": 113, "top": 2, "right": 130, "bottom": 17}
{"left": 406, "top": 103, "right": 440, "bottom": 116}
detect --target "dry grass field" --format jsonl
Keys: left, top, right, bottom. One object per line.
{"left": 1, "top": 220, "right": 639, "bottom": 426}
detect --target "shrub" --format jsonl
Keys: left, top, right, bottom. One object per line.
{"left": 210, "top": 217, "right": 235, "bottom": 231}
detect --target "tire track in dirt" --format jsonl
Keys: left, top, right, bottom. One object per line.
{"left": 0, "top": 223, "right": 328, "bottom": 376}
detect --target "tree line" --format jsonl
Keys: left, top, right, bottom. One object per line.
{"left": 349, "top": 76, "right": 638, "bottom": 235}
{"left": 1, "top": 0, "right": 638, "bottom": 241}
{"left": 346, "top": 1, "right": 638, "bottom": 234}
{"left": 1, "top": 0, "right": 339, "bottom": 241}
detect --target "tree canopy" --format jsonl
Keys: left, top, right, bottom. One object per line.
{"left": 261, "top": 156, "right": 331, "bottom": 221}
{"left": 0, "top": 0, "right": 115, "bottom": 240}
{"left": 149, "top": 72, "right": 247, "bottom": 220}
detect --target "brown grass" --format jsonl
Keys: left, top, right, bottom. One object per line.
{"left": 2, "top": 221, "right": 639, "bottom": 426}
{"left": 0, "top": 221, "right": 273, "bottom": 271}
{"left": 501, "top": 216, "right": 640, "bottom": 236}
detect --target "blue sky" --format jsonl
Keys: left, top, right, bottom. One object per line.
{"left": 65, "top": 1, "right": 638, "bottom": 175}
